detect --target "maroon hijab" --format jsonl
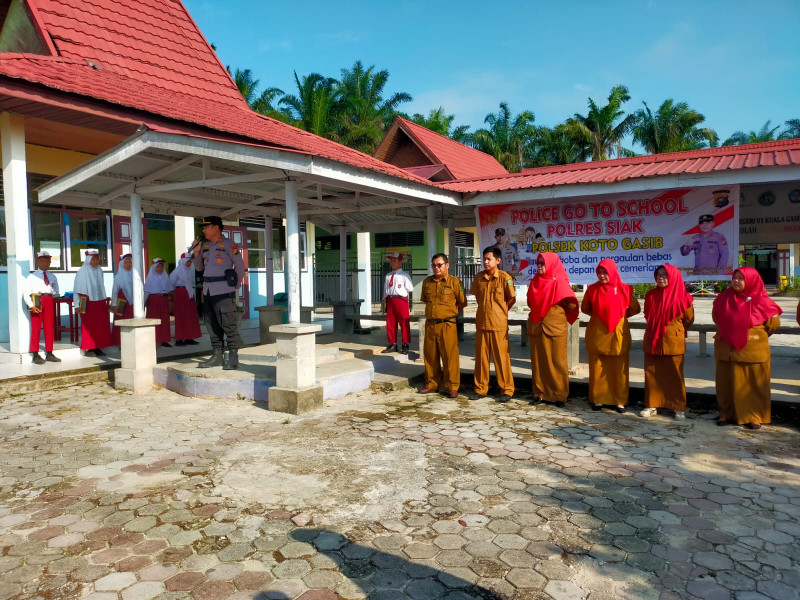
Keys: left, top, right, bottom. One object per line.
{"left": 713, "top": 267, "right": 782, "bottom": 350}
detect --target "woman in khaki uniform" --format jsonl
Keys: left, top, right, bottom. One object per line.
{"left": 713, "top": 267, "right": 782, "bottom": 429}
{"left": 526, "top": 252, "right": 578, "bottom": 408}
{"left": 640, "top": 265, "right": 694, "bottom": 420}
{"left": 581, "top": 259, "right": 641, "bottom": 413}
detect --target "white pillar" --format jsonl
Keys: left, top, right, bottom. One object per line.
{"left": 356, "top": 231, "right": 371, "bottom": 316}
{"left": 285, "top": 179, "right": 300, "bottom": 323}
{"left": 1, "top": 112, "right": 31, "bottom": 353}
{"left": 305, "top": 221, "right": 315, "bottom": 307}
{"left": 174, "top": 215, "right": 195, "bottom": 259}
{"left": 447, "top": 219, "right": 455, "bottom": 260}
{"left": 339, "top": 226, "right": 347, "bottom": 301}
{"left": 427, "top": 205, "right": 436, "bottom": 273}
{"left": 265, "top": 217, "right": 274, "bottom": 304}
{"left": 130, "top": 193, "right": 145, "bottom": 318}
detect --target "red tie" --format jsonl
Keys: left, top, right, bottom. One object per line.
{"left": 43, "top": 272, "right": 49, "bottom": 286}
{"left": 389, "top": 272, "right": 394, "bottom": 286}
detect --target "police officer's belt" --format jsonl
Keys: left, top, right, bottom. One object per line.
{"left": 204, "top": 276, "right": 227, "bottom": 282}
{"left": 428, "top": 318, "right": 456, "bottom": 324}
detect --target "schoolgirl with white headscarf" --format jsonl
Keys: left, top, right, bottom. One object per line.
{"left": 110, "top": 253, "right": 135, "bottom": 347}
{"left": 73, "top": 249, "right": 111, "bottom": 354}
{"left": 144, "top": 258, "right": 172, "bottom": 346}
{"left": 169, "top": 253, "right": 202, "bottom": 345}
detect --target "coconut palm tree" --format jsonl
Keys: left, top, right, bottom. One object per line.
{"left": 565, "top": 85, "right": 636, "bottom": 160}
{"left": 779, "top": 119, "right": 800, "bottom": 139}
{"left": 632, "top": 99, "right": 718, "bottom": 154}
{"left": 279, "top": 72, "right": 342, "bottom": 139}
{"left": 723, "top": 120, "right": 782, "bottom": 145}
{"left": 336, "top": 61, "right": 412, "bottom": 154}
{"left": 468, "top": 102, "right": 536, "bottom": 172}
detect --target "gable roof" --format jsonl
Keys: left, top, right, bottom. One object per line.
{"left": 436, "top": 138, "right": 800, "bottom": 193}
{"left": 374, "top": 116, "right": 508, "bottom": 180}
{"left": 0, "top": 0, "right": 431, "bottom": 185}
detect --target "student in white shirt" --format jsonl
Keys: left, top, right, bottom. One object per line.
{"left": 382, "top": 251, "right": 414, "bottom": 354}
{"left": 23, "top": 251, "right": 61, "bottom": 364}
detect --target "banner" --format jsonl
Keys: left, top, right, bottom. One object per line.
{"left": 740, "top": 182, "right": 800, "bottom": 244}
{"left": 476, "top": 185, "right": 739, "bottom": 285}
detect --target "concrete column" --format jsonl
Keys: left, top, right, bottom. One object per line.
{"left": 267, "top": 322, "right": 323, "bottom": 414}
{"left": 446, "top": 219, "right": 455, "bottom": 258}
{"left": 285, "top": 179, "right": 300, "bottom": 323}
{"left": 130, "top": 193, "right": 145, "bottom": 318}
{"left": 427, "top": 205, "right": 436, "bottom": 273}
{"left": 174, "top": 215, "right": 195, "bottom": 259}
{"left": 305, "top": 221, "right": 315, "bottom": 307}
{"left": 1, "top": 112, "right": 30, "bottom": 353}
{"left": 265, "top": 218, "right": 274, "bottom": 304}
{"left": 356, "top": 231, "right": 371, "bottom": 316}
{"left": 567, "top": 321, "right": 582, "bottom": 374}
{"left": 338, "top": 226, "right": 347, "bottom": 301}
{"left": 114, "top": 317, "right": 161, "bottom": 391}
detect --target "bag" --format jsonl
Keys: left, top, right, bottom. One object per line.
{"left": 381, "top": 297, "right": 387, "bottom": 314}
{"left": 224, "top": 269, "right": 238, "bottom": 288}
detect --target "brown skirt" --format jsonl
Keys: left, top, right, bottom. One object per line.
{"left": 588, "top": 353, "right": 629, "bottom": 406}
{"left": 644, "top": 354, "right": 686, "bottom": 412}
{"left": 715, "top": 360, "right": 771, "bottom": 425}
{"left": 529, "top": 332, "right": 569, "bottom": 402}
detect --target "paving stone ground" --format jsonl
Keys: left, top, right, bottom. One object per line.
{"left": 1, "top": 380, "right": 799, "bottom": 600}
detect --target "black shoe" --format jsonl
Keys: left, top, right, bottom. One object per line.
{"left": 381, "top": 344, "right": 397, "bottom": 354}
{"left": 161, "top": 342, "right": 172, "bottom": 348}
{"left": 497, "top": 394, "right": 512, "bottom": 403}
{"left": 94, "top": 348, "right": 105, "bottom": 356}
{"left": 198, "top": 348, "right": 224, "bottom": 368}
{"left": 615, "top": 405, "right": 627, "bottom": 414}
{"left": 592, "top": 404, "right": 602, "bottom": 411}
{"left": 84, "top": 349, "right": 97, "bottom": 358}
{"left": 45, "top": 352, "right": 61, "bottom": 363}
{"left": 222, "top": 349, "right": 239, "bottom": 370}
{"left": 400, "top": 344, "right": 409, "bottom": 355}
{"left": 529, "top": 396, "right": 543, "bottom": 406}
{"left": 185, "top": 339, "right": 199, "bottom": 345}
{"left": 555, "top": 401, "right": 566, "bottom": 408}
{"left": 175, "top": 340, "right": 185, "bottom": 346}
{"left": 31, "top": 352, "right": 45, "bottom": 365}
{"left": 468, "top": 391, "right": 486, "bottom": 401}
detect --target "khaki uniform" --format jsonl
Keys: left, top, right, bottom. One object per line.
{"left": 469, "top": 269, "right": 516, "bottom": 396}
{"left": 420, "top": 273, "right": 466, "bottom": 392}
{"left": 195, "top": 238, "right": 246, "bottom": 350}
{"left": 643, "top": 306, "right": 695, "bottom": 412}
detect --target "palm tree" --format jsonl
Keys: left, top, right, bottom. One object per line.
{"left": 410, "top": 107, "right": 455, "bottom": 136}
{"left": 227, "top": 67, "right": 261, "bottom": 106}
{"left": 468, "top": 102, "right": 536, "bottom": 172}
{"left": 336, "top": 61, "right": 412, "bottom": 154}
{"left": 532, "top": 124, "right": 587, "bottom": 166}
{"left": 279, "top": 72, "right": 342, "bottom": 139}
{"left": 565, "top": 85, "right": 636, "bottom": 160}
{"left": 632, "top": 99, "right": 718, "bottom": 154}
{"left": 250, "top": 87, "right": 287, "bottom": 119}
{"left": 723, "top": 120, "right": 781, "bottom": 145}
{"left": 779, "top": 119, "right": 800, "bottom": 139}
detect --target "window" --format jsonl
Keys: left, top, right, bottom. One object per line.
{"left": 246, "top": 228, "right": 267, "bottom": 269}
{"left": 32, "top": 209, "right": 63, "bottom": 269}
{"left": 65, "top": 210, "right": 111, "bottom": 269}
{"left": 375, "top": 231, "right": 424, "bottom": 247}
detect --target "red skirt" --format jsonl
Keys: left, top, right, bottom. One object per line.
{"left": 80, "top": 298, "right": 112, "bottom": 350}
{"left": 146, "top": 294, "right": 172, "bottom": 344}
{"left": 111, "top": 290, "right": 134, "bottom": 346}
{"left": 173, "top": 287, "right": 202, "bottom": 341}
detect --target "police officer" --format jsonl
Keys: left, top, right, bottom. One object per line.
{"left": 680, "top": 214, "right": 729, "bottom": 275}
{"left": 192, "top": 216, "right": 246, "bottom": 370}
{"left": 494, "top": 228, "right": 520, "bottom": 275}
{"left": 417, "top": 253, "right": 467, "bottom": 398}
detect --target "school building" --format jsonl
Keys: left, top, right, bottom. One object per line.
{"left": 1, "top": 0, "right": 799, "bottom": 360}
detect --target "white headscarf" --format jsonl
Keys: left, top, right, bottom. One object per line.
{"left": 73, "top": 251, "right": 107, "bottom": 308}
{"left": 169, "top": 254, "right": 196, "bottom": 299}
{"left": 111, "top": 254, "right": 133, "bottom": 303}
{"left": 143, "top": 259, "right": 169, "bottom": 304}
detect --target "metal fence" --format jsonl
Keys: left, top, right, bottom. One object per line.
{"left": 452, "top": 257, "right": 482, "bottom": 294}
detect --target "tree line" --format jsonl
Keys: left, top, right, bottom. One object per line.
{"left": 228, "top": 61, "right": 800, "bottom": 173}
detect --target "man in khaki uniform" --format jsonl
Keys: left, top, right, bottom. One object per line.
{"left": 417, "top": 253, "right": 467, "bottom": 398}
{"left": 469, "top": 246, "right": 516, "bottom": 402}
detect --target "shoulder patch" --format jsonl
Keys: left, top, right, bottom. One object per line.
{"left": 232, "top": 244, "right": 239, "bottom": 255}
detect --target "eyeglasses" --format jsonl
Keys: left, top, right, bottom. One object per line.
{"left": 432, "top": 262, "right": 446, "bottom": 268}
{"left": 655, "top": 274, "right": 668, "bottom": 280}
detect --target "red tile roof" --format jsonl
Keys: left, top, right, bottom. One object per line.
{"left": 435, "top": 139, "right": 800, "bottom": 193}
{"left": 0, "top": 1, "right": 432, "bottom": 185}
{"left": 376, "top": 117, "right": 508, "bottom": 180}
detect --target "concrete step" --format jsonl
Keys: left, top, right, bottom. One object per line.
{"left": 0, "top": 366, "right": 113, "bottom": 398}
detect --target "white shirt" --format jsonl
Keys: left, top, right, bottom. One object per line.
{"left": 384, "top": 268, "right": 414, "bottom": 298}
{"left": 23, "top": 270, "right": 59, "bottom": 308}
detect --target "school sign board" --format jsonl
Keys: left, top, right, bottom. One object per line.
{"left": 476, "top": 185, "right": 739, "bottom": 285}
{"left": 739, "top": 182, "right": 800, "bottom": 245}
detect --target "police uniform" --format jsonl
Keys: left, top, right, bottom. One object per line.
{"left": 420, "top": 272, "right": 466, "bottom": 396}
{"left": 500, "top": 242, "right": 520, "bottom": 274}
{"left": 194, "top": 217, "right": 246, "bottom": 368}
{"left": 680, "top": 216, "right": 729, "bottom": 274}
{"left": 469, "top": 269, "right": 516, "bottom": 398}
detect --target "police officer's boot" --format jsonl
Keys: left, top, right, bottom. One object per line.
{"left": 198, "top": 348, "right": 223, "bottom": 369}
{"left": 222, "top": 348, "right": 239, "bottom": 370}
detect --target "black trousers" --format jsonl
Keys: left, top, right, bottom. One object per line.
{"left": 203, "top": 293, "right": 241, "bottom": 350}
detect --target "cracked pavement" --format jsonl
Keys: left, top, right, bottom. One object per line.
{"left": 1, "top": 381, "right": 799, "bottom": 600}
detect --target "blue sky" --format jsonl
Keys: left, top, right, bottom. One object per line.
{"left": 185, "top": 0, "right": 799, "bottom": 144}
